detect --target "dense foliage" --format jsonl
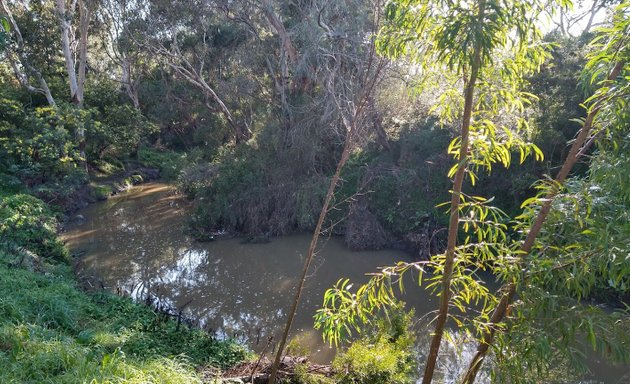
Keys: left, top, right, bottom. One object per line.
{"left": 0, "top": 0, "right": 628, "bottom": 382}
{"left": 332, "top": 305, "right": 417, "bottom": 384}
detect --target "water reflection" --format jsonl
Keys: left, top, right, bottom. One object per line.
{"left": 63, "top": 183, "right": 429, "bottom": 363}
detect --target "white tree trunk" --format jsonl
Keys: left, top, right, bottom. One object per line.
{"left": 56, "top": 0, "right": 89, "bottom": 169}
{"left": 121, "top": 57, "right": 141, "bottom": 109}
{"left": 56, "top": 0, "right": 80, "bottom": 103}
{"left": 76, "top": 0, "right": 90, "bottom": 106}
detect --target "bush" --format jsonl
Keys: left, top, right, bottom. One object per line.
{"left": 0, "top": 173, "right": 24, "bottom": 194}
{"left": 333, "top": 304, "right": 416, "bottom": 384}
{"left": 285, "top": 364, "right": 335, "bottom": 384}
{"left": 89, "top": 183, "right": 113, "bottom": 201}
{"left": 87, "top": 104, "right": 158, "bottom": 160}
{"left": 138, "top": 146, "right": 194, "bottom": 180}
{"left": 178, "top": 162, "right": 218, "bottom": 198}
{"left": 0, "top": 102, "right": 83, "bottom": 186}
{"left": 0, "top": 194, "right": 68, "bottom": 262}
{"left": 0, "top": 100, "right": 88, "bottom": 206}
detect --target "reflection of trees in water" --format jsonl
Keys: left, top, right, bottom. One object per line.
{"left": 71, "top": 186, "right": 419, "bottom": 359}
{"left": 411, "top": 326, "right": 492, "bottom": 384}
{"left": 116, "top": 246, "right": 289, "bottom": 349}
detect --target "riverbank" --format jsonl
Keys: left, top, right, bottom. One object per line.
{"left": 0, "top": 180, "right": 250, "bottom": 383}
{"left": 1, "top": 167, "right": 349, "bottom": 384}
{"left": 0, "top": 249, "right": 248, "bottom": 382}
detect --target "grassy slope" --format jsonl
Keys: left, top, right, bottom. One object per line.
{"left": 0, "top": 251, "right": 247, "bottom": 383}
{"left": 0, "top": 186, "right": 246, "bottom": 383}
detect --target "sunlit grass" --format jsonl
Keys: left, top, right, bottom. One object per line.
{"left": 0, "top": 248, "right": 246, "bottom": 383}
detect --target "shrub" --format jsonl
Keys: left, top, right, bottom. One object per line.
{"left": 137, "top": 146, "right": 193, "bottom": 180}
{"left": 286, "top": 363, "right": 335, "bottom": 384}
{"left": 0, "top": 194, "right": 68, "bottom": 262}
{"left": 177, "top": 162, "right": 218, "bottom": 198}
{"left": 333, "top": 304, "right": 416, "bottom": 384}
{"left": 0, "top": 103, "right": 83, "bottom": 186}
{"left": 0, "top": 100, "right": 88, "bottom": 205}
{"left": 89, "top": 184, "right": 113, "bottom": 201}
{"left": 88, "top": 104, "right": 158, "bottom": 159}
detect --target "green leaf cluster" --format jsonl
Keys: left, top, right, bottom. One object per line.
{"left": 331, "top": 303, "right": 417, "bottom": 384}
{"left": 0, "top": 193, "right": 68, "bottom": 263}
{"left": 0, "top": 99, "right": 84, "bottom": 187}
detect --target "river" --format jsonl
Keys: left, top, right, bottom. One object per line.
{"left": 62, "top": 183, "right": 628, "bottom": 383}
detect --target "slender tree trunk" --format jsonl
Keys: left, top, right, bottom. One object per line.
{"left": 56, "top": 0, "right": 79, "bottom": 100}
{"left": 198, "top": 75, "right": 247, "bottom": 142}
{"left": 267, "top": 133, "right": 353, "bottom": 384}
{"left": 261, "top": 0, "right": 298, "bottom": 65}
{"left": 461, "top": 60, "right": 624, "bottom": 384}
{"left": 267, "top": 43, "right": 385, "bottom": 382}
{"left": 582, "top": 0, "right": 600, "bottom": 35}
{"left": 76, "top": 0, "right": 90, "bottom": 170}
{"left": 77, "top": 0, "right": 90, "bottom": 106}
{"left": 421, "top": 1, "right": 486, "bottom": 383}
{"left": 56, "top": 0, "right": 90, "bottom": 171}
{"left": 121, "top": 57, "right": 141, "bottom": 109}
{"left": 156, "top": 39, "right": 248, "bottom": 144}
{"left": 260, "top": 0, "right": 299, "bottom": 141}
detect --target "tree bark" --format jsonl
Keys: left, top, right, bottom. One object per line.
{"left": 461, "top": 60, "right": 625, "bottom": 384}
{"left": 121, "top": 57, "right": 141, "bottom": 109}
{"left": 56, "top": 0, "right": 90, "bottom": 170}
{"left": 77, "top": 0, "right": 90, "bottom": 106}
{"left": 260, "top": 0, "right": 298, "bottom": 66}
{"left": 56, "top": 0, "right": 79, "bottom": 102}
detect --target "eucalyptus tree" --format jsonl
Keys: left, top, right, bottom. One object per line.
{"left": 219, "top": 0, "right": 390, "bottom": 156}
{"left": 0, "top": 0, "right": 56, "bottom": 105}
{"left": 462, "top": 8, "right": 630, "bottom": 382}
{"left": 55, "top": 0, "right": 91, "bottom": 107}
{"left": 375, "top": 0, "right": 550, "bottom": 381}
{"left": 135, "top": 0, "right": 256, "bottom": 144}
{"left": 319, "top": 0, "right": 541, "bottom": 376}
{"left": 315, "top": 1, "right": 629, "bottom": 382}
{"left": 98, "top": 0, "right": 149, "bottom": 109}
{"left": 552, "top": 0, "right": 621, "bottom": 36}
{"left": 1, "top": 0, "right": 95, "bottom": 166}
{"left": 54, "top": 0, "right": 94, "bottom": 167}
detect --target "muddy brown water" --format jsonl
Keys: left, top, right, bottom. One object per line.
{"left": 63, "top": 183, "right": 436, "bottom": 363}
{"left": 63, "top": 183, "right": 628, "bottom": 383}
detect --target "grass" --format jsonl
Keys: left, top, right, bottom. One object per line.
{"left": 0, "top": 184, "right": 247, "bottom": 383}
{"left": 0, "top": 250, "right": 247, "bottom": 383}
